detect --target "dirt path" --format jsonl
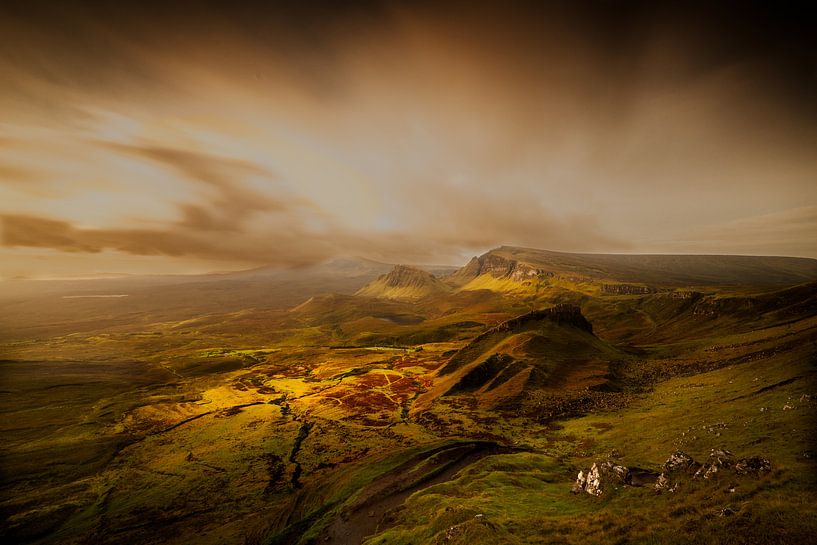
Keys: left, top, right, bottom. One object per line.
{"left": 318, "top": 441, "right": 513, "bottom": 545}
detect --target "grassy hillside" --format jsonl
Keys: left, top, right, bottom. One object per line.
{"left": 1, "top": 248, "right": 815, "bottom": 545}
{"left": 360, "top": 316, "right": 817, "bottom": 545}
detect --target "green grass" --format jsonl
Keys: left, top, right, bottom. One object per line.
{"left": 1, "top": 270, "right": 815, "bottom": 545}
{"left": 360, "top": 329, "right": 817, "bottom": 545}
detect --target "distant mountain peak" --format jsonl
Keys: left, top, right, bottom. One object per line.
{"left": 356, "top": 264, "right": 451, "bottom": 300}
{"left": 381, "top": 264, "right": 435, "bottom": 285}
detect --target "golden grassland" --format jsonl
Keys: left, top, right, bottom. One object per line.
{"left": 1, "top": 270, "right": 815, "bottom": 545}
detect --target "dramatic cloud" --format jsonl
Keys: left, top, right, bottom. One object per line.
{"left": 103, "top": 144, "right": 296, "bottom": 231}
{"left": 0, "top": 212, "right": 334, "bottom": 266}
{"left": 0, "top": 1, "right": 815, "bottom": 278}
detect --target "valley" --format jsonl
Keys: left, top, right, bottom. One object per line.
{"left": 1, "top": 246, "right": 816, "bottom": 545}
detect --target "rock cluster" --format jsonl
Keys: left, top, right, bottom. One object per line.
{"left": 663, "top": 451, "right": 697, "bottom": 473}
{"left": 571, "top": 461, "right": 659, "bottom": 496}
{"left": 601, "top": 284, "right": 656, "bottom": 295}
{"left": 572, "top": 450, "right": 772, "bottom": 496}
{"left": 653, "top": 450, "right": 771, "bottom": 493}
{"left": 653, "top": 472, "right": 678, "bottom": 493}
{"left": 734, "top": 455, "right": 772, "bottom": 475}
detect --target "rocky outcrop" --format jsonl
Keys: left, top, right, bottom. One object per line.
{"left": 572, "top": 461, "right": 628, "bottom": 496}
{"left": 574, "top": 450, "right": 773, "bottom": 496}
{"left": 601, "top": 284, "right": 656, "bottom": 295}
{"left": 446, "top": 252, "right": 552, "bottom": 287}
{"left": 571, "top": 461, "right": 659, "bottom": 496}
{"left": 571, "top": 469, "right": 588, "bottom": 495}
{"left": 651, "top": 450, "right": 771, "bottom": 493}
{"left": 662, "top": 451, "right": 700, "bottom": 474}
{"left": 691, "top": 448, "right": 735, "bottom": 479}
{"left": 734, "top": 456, "right": 772, "bottom": 475}
{"left": 653, "top": 472, "right": 678, "bottom": 492}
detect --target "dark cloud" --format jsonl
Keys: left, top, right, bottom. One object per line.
{"left": 1, "top": 215, "right": 98, "bottom": 252}
{"left": 0, "top": 213, "right": 330, "bottom": 266}
{"left": 0, "top": 164, "right": 38, "bottom": 183}
{"left": 0, "top": 141, "right": 338, "bottom": 265}
{"left": 0, "top": 0, "right": 815, "bottom": 279}
{"left": 0, "top": 196, "right": 628, "bottom": 268}
{"left": 101, "top": 143, "right": 328, "bottom": 236}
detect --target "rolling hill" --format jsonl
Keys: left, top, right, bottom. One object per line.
{"left": 413, "top": 304, "right": 622, "bottom": 412}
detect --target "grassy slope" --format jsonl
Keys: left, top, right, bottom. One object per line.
{"left": 361, "top": 318, "right": 817, "bottom": 545}
{"left": 2, "top": 255, "right": 816, "bottom": 545}
{"left": 413, "top": 316, "right": 622, "bottom": 414}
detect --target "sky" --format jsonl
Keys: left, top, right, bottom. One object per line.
{"left": 1, "top": 0, "right": 816, "bottom": 279}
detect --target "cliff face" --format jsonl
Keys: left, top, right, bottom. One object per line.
{"left": 448, "top": 245, "right": 817, "bottom": 288}
{"left": 446, "top": 252, "right": 550, "bottom": 287}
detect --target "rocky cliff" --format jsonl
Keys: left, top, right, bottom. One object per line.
{"left": 445, "top": 251, "right": 551, "bottom": 287}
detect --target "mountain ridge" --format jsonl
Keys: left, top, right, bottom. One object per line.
{"left": 447, "top": 245, "right": 817, "bottom": 288}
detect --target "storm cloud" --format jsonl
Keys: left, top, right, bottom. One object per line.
{"left": 1, "top": 1, "right": 815, "bottom": 278}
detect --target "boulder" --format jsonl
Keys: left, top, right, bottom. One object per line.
{"left": 653, "top": 472, "right": 678, "bottom": 493}
{"left": 694, "top": 463, "right": 720, "bottom": 479}
{"left": 709, "top": 448, "right": 734, "bottom": 467}
{"left": 693, "top": 448, "right": 735, "bottom": 479}
{"left": 571, "top": 470, "right": 587, "bottom": 494}
{"left": 734, "top": 456, "right": 771, "bottom": 475}
{"left": 572, "top": 461, "right": 630, "bottom": 496}
{"left": 663, "top": 451, "right": 699, "bottom": 474}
